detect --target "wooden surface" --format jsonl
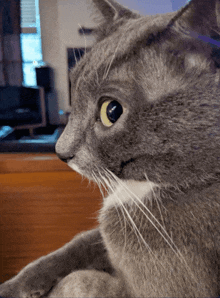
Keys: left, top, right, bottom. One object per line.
{"left": 0, "top": 153, "right": 102, "bottom": 283}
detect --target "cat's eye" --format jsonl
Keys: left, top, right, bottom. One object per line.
{"left": 100, "top": 99, "right": 123, "bottom": 127}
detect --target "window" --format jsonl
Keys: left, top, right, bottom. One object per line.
{"left": 20, "top": 0, "right": 43, "bottom": 86}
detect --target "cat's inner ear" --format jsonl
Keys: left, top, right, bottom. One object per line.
{"left": 173, "top": 0, "right": 220, "bottom": 38}
{"left": 92, "top": 0, "right": 138, "bottom": 22}
{"left": 170, "top": 0, "right": 220, "bottom": 67}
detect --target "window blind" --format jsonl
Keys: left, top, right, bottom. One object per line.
{"left": 21, "top": 0, "right": 37, "bottom": 33}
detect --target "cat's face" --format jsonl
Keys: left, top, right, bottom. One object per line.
{"left": 56, "top": 0, "right": 220, "bottom": 190}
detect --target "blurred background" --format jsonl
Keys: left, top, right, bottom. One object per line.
{"left": 0, "top": 0, "right": 187, "bottom": 284}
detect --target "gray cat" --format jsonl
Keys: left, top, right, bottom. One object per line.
{"left": 1, "top": 0, "right": 220, "bottom": 296}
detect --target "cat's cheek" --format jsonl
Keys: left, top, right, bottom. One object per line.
{"left": 94, "top": 121, "right": 110, "bottom": 134}
{"left": 93, "top": 120, "right": 126, "bottom": 141}
{"left": 66, "top": 145, "right": 101, "bottom": 178}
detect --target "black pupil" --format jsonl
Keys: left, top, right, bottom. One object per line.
{"left": 106, "top": 100, "right": 123, "bottom": 123}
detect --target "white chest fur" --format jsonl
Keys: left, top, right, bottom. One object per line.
{"left": 102, "top": 180, "right": 158, "bottom": 211}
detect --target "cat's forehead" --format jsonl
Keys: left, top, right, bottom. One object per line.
{"left": 70, "top": 12, "right": 176, "bottom": 86}
{"left": 70, "top": 9, "right": 213, "bottom": 106}
{"left": 71, "top": 57, "right": 136, "bottom": 108}
{"left": 90, "top": 12, "right": 174, "bottom": 66}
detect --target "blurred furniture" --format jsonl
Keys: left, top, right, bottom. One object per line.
{"left": 35, "top": 66, "right": 52, "bottom": 93}
{"left": 35, "top": 65, "right": 53, "bottom": 124}
{"left": 0, "top": 86, "right": 46, "bottom": 134}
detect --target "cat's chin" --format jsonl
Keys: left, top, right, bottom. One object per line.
{"left": 67, "top": 160, "right": 101, "bottom": 183}
{"left": 67, "top": 161, "right": 84, "bottom": 176}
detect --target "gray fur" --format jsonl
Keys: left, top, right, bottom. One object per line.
{"left": 1, "top": 0, "right": 220, "bottom": 297}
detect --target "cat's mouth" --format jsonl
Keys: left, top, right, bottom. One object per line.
{"left": 66, "top": 151, "right": 151, "bottom": 191}
{"left": 117, "top": 155, "right": 149, "bottom": 181}
{"left": 119, "top": 158, "right": 135, "bottom": 174}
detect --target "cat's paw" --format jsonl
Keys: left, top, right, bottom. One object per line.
{"left": 0, "top": 269, "right": 57, "bottom": 298}
{"left": 0, "top": 280, "right": 18, "bottom": 298}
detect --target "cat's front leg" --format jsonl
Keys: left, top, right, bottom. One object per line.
{"left": 0, "top": 228, "right": 111, "bottom": 298}
{"left": 47, "top": 270, "right": 129, "bottom": 298}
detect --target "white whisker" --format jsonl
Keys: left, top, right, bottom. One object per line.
{"left": 73, "top": 49, "right": 79, "bottom": 67}
{"left": 144, "top": 173, "right": 166, "bottom": 228}
{"left": 103, "top": 35, "right": 123, "bottom": 80}
{"left": 78, "top": 23, "right": 87, "bottom": 56}
{"left": 102, "top": 170, "right": 176, "bottom": 276}
{"left": 102, "top": 174, "right": 146, "bottom": 253}
{"left": 104, "top": 169, "right": 198, "bottom": 283}
{"left": 91, "top": 170, "right": 106, "bottom": 199}
{"left": 101, "top": 174, "right": 129, "bottom": 260}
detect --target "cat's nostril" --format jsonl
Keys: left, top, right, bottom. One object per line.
{"left": 56, "top": 152, "right": 74, "bottom": 163}
{"left": 59, "top": 157, "right": 68, "bottom": 163}
{"left": 56, "top": 153, "right": 66, "bottom": 163}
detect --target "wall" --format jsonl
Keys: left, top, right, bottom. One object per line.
{"left": 39, "top": 0, "right": 186, "bottom": 125}
{"left": 39, "top": 0, "right": 95, "bottom": 124}
{"left": 39, "top": 0, "right": 60, "bottom": 124}
{"left": 56, "top": 0, "right": 95, "bottom": 122}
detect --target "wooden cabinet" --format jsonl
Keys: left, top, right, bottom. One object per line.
{"left": 0, "top": 153, "right": 101, "bottom": 283}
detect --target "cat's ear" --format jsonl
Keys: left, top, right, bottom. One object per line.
{"left": 92, "top": 0, "right": 138, "bottom": 23}
{"left": 173, "top": 0, "right": 220, "bottom": 38}
{"left": 170, "top": 0, "right": 220, "bottom": 68}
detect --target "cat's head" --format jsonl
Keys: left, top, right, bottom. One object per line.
{"left": 56, "top": 0, "right": 220, "bottom": 191}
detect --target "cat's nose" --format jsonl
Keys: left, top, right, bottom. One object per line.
{"left": 55, "top": 122, "right": 79, "bottom": 163}
{"left": 55, "top": 140, "right": 74, "bottom": 163}
{"left": 56, "top": 153, "right": 68, "bottom": 163}
{"left": 56, "top": 149, "right": 75, "bottom": 163}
